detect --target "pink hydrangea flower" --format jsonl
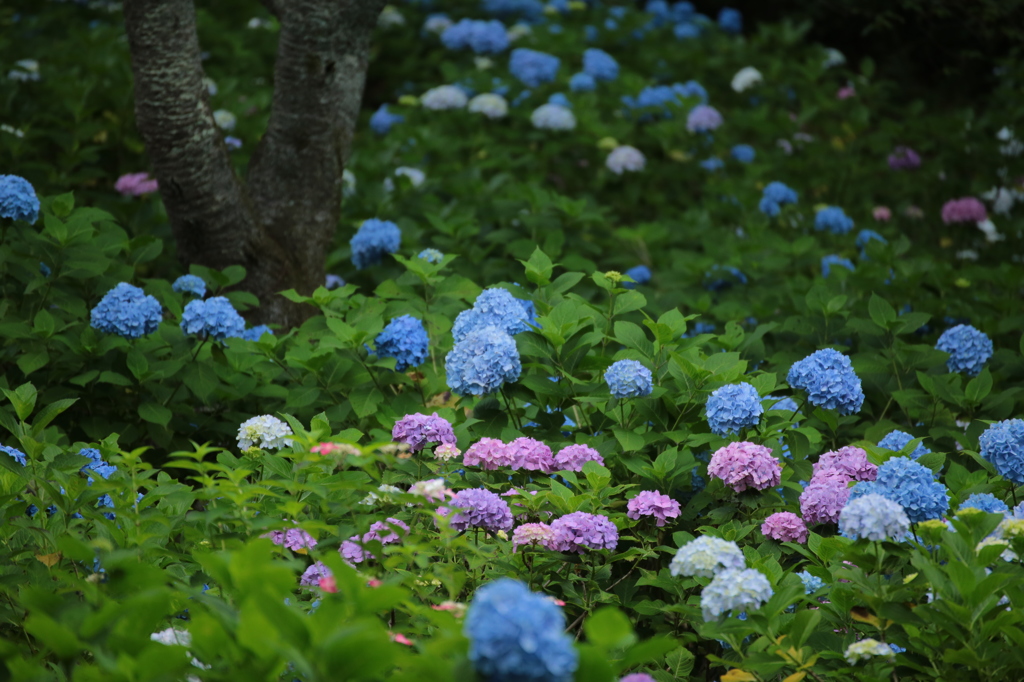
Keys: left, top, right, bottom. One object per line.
{"left": 812, "top": 446, "right": 877, "bottom": 482}
{"left": 508, "top": 437, "right": 554, "bottom": 472}
{"left": 708, "top": 442, "right": 781, "bottom": 492}
{"left": 904, "top": 205, "right": 924, "bottom": 219}
{"left": 836, "top": 85, "right": 856, "bottom": 100}
{"left": 626, "top": 490, "right": 681, "bottom": 527}
{"left": 319, "top": 575, "right": 338, "bottom": 593}
{"left": 941, "top": 197, "right": 987, "bottom": 224}
{"left": 463, "top": 437, "right": 515, "bottom": 469}
{"left": 512, "top": 522, "right": 557, "bottom": 551}
{"left": 434, "top": 442, "right": 461, "bottom": 461}
{"left": 761, "top": 511, "right": 809, "bottom": 543}
{"left": 114, "top": 172, "right": 159, "bottom": 196}
{"left": 553, "top": 444, "right": 604, "bottom": 471}
{"left": 799, "top": 470, "right": 853, "bottom": 524}
{"left": 390, "top": 632, "right": 414, "bottom": 646}
{"left": 872, "top": 206, "right": 891, "bottom": 221}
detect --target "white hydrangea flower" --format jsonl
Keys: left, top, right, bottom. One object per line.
{"left": 434, "top": 443, "right": 461, "bottom": 462}
{"left": 976, "top": 219, "right": 1004, "bottom": 242}
{"left": 421, "top": 85, "right": 468, "bottom": 110}
{"left": 410, "top": 478, "right": 449, "bottom": 501}
{"left": 730, "top": 66, "right": 762, "bottom": 93}
{"left": 360, "top": 483, "right": 404, "bottom": 506}
{"left": 213, "top": 109, "right": 236, "bottom": 131}
{"left": 202, "top": 77, "right": 218, "bottom": 96}
{"left": 983, "top": 186, "right": 1018, "bottom": 215}
{"left": 700, "top": 568, "right": 773, "bottom": 621}
{"left": 844, "top": 639, "right": 895, "bottom": 665}
{"left": 605, "top": 145, "right": 646, "bottom": 175}
{"left": 423, "top": 15, "right": 452, "bottom": 34}
{"left": 822, "top": 48, "right": 846, "bottom": 68}
{"left": 384, "top": 166, "right": 426, "bottom": 191}
{"left": 7, "top": 59, "right": 40, "bottom": 82}
{"left": 474, "top": 57, "right": 494, "bottom": 71}
{"left": 530, "top": 104, "right": 576, "bottom": 131}
{"left": 342, "top": 169, "right": 357, "bottom": 198}
{"left": 1, "top": 124, "right": 25, "bottom": 138}
{"left": 236, "top": 415, "right": 293, "bottom": 451}
{"left": 956, "top": 249, "right": 979, "bottom": 261}
{"left": 151, "top": 628, "right": 192, "bottom": 647}
{"left": 468, "top": 93, "right": 509, "bottom": 119}
{"left": 247, "top": 17, "right": 271, "bottom": 29}
{"left": 670, "top": 536, "right": 746, "bottom": 578}
{"left": 378, "top": 6, "right": 405, "bottom": 28}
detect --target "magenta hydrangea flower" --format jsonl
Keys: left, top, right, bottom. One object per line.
{"left": 464, "top": 438, "right": 516, "bottom": 470}
{"left": 941, "top": 197, "right": 987, "bottom": 224}
{"left": 512, "top": 523, "right": 557, "bottom": 552}
{"left": 761, "top": 511, "right": 809, "bottom": 543}
{"left": 508, "top": 437, "right": 555, "bottom": 472}
{"left": 448, "top": 488, "right": 514, "bottom": 533}
{"left": 626, "top": 491, "right": 681, "bottom": 527}
{"left": 708, "top": 442, "right": 781, "bottom": 493}
{"left": 553, "top": 444, "right": 604, "bottom": 471}
{"left": 300, "top": 561, "right": 332, "bottom": 586}
{"left": 549, "top": 512, "right": 618, "bottom": 553}
{"left": 799, "top": 471, "right": 853, "bottom": 524}
{"left": 887, "top": 146, "right": 920, "bottom": 170}
{"left": 812, "top": 446, "right": 877, "bottom": 482}
{"left": 392, "top": 412, "right": 457, "bottom": 452}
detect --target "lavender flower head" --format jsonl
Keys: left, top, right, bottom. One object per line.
{"left": 448, "top": 488, "right": 514, "bottom": 533}
{"left": 941, "top": 197, "right": 987, "bottom": 224}
{"left": 627, "top": 491, "right": 681, "bottom": 527}
{"left": 553, "top": 444, "right": 604, "bottom": 472}
{"left": 799, "top": 471, "right": 854, "bottom": 525}
{"left": 512, "top": 523, "right": 557, "bottom": 552}
{"left": 705, "top": 382, "right": 763, "bottom": 436}
{"left": 509, "top": 437, "right": 555, "bottom": 472}
{"left": 621, "top": 676, "right": 656, "bottom": 682}
{"left": 368, "top": 517, "right": 410, "bottom": 544}
{"left": 264, "top": 525, "right": 318, "bottom": 552}
{"left": 686, "top": 104, "right": 723, "bottom": 133}
{"left": 464, "top": 437, "right": 516, "bottom": 470}
{"left": 761, "top": 512, "right": 808, "bottom": 543}
{"left": 549, "top": 512, "right": 618, "bottom": 552}
{"left": 299, "top": 561, "right": 332, "bottom": 587}
{"left": 787, "top": 348, "right": 865, "bottom": 415}
{"left": 812, "top": 446, "right": 877, "bottom": 482}
{"left": 606, "top": 146, "right": 646, "bottom": 175}
{"left": 839, "top": 493, "right": 910, "bottom": 541}
{"left": 392, "top": 412, "right": 456, "bottom": 452}
{"left": 887, "top": 146, "right": 920, "bottom": 170}
{"left": 708, "top": 442, "right": 781, "bottom": 493}
{"left": 701, "top": 568, "right": 772, "bottom": 622}
{"left": 669, "top": 536, "right": 746, "bottom": 578}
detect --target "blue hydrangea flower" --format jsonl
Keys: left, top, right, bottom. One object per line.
{"left": 418, "top": 248, "right": 444, "bottom": 263}
{"left": 39, "top": 262, "right": 51, "bottom": 277}
{"left": 815, "top": 206, "right": 855, "bottom": 235}
{"left": 704, "top": 265, "right": 747, "bottom": 291}
{"left": 759, "top": 181, "right": 799, "bottom": 217}
{"left": 675, "top": 81, "right": 708, "bottom": 102}
{"left": 569, "top": 72, "right": 595, "bottom": 92}
{"left": 241, "top": 325, "right": 273, "bottom": 341}
{"left": 797, "top": 570, "right": 824, "bottom": 594}
{"left": 351, "top": 218, "right": 401, "bottom": 269}
{"left": 787, "top": 348, "right": 864, "bottom": 415}
{"left": 767, "top": 396, "right": 800, "bottom": 414}
{"left": 839, "top": 493, "right": 910, "bottom": 541}
{"left": 849, "top": 457, "right": 949, "bottom": 523}
{"left": 730, "top": 144, "right": 755, "bottom": 163}
{"left": 856, "top": 229, "right": 888, "bottom": 250}
{"left": 706, "top": 382, "right": 763, "bottom": 436}
{"left": 621, "top": 81, "right": 706, "bottom": 120}
{"left": 374, "top": 315, "right": 429, "bottom": 371}
{"left": 481, "top": 0, "right": 544, "bottom": 21}
{"left": 878, "top": 430, "right": 930, "bottom": 459}
{"left": 464, "top": 579, "right": 578, "bottom": 682}
{"left": 980, "top": 419, "right": 1024, "bottom": 484}
{"left": 672, "top": 1, "right": 696, "bottom": 21}
{"left": 821, "top": 254, "right": 855, "bottom": 278}
{"left": 90, "top": 283, "right": 163, "bottom": 339}
{"left": 582, "top": 48, "right": 618, "bottom": 81}
{"left": 510, "top": 48, "right": 560, "bottom": 87}
{"left": 683, "top": 321, "right": 717, "bottom": 338}
{"left": 935, "top": 324, "right": 993, "bottom": 376}
{"left": 623, "top": 265, "right": 651, "bottom": 289}
{"left": 0, "top": 175, "right": 40, "bottom": 224}
{"left": 718, "top": 7, "right": 742, "bottom": 33}
{"left": 446, "top": 325, "right": 521, "bottom": 396}
{"left": 700, "top": 157, "right": 724, "bottom": 172}
{"left": 670, "top": 535, "right": 745, "bottom": 578}
{"left": 702, "top": 568, "right": 772, "bottom": 622}
{"left": 325, "top": 274, "right": 345, "bottom": 290}
{"left": 172, "top": 274, "right": 207, "bottom": 298}
{"left": 959, "top": 492, "right": 1009, "bottom": 515}
{"left": 453, "top": 288, "right": 532, "bottom": 342}
{"left": 441, "top": 18, "right": 510, "bottom": 54}
{"left": 80, "top": 447, "right": 116, "bottom": 480}
{"left": 674, "top": 22, "right": 701, "bottom": 39}
{"left": 604, "top": 359, "right": 653, "bottom": 399}
{"left": 1, "top": 444, "right": 27, "bottom": 466}
{"left": 547, "top": 92, "right": 571, "bottom": 108}
{"left": 369, "top": 104, "right": 404, "bottom": 135}
{"left": 180, "top": 296, "right": 246, "bottom": 340}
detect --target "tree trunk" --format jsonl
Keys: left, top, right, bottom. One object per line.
{"left": 123, "top": 0, "right": 384, "bottom": 328}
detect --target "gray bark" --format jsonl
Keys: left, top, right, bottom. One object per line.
{"left": 123, "top": 0, "right": 384, "bottom": 328}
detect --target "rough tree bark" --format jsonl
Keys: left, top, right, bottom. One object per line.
{"left": 123, "top": 0, "right": 385, "bottom": 327}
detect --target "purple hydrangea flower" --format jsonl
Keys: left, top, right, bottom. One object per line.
{"left": 626, "top": 491, "right": 681, "bottom": 527}
{"left": 508, "top": 437, "right": 555, "bottom": 472}
{"left": 760, "top": 511, "right": 808, "bottom": 543}
{"left": 708, "top": 442, "right": 781, "bottom": 493}
{"left": 686, "top": 105, "right": 723, "bottom": 132}
{"left": 549, "top": 512, "right": 618, "bottom": 552}
{"left": 888, "top": 146, "right": 920, "bottom": 170}
{"left": 392, "top": 412, "right": 457, "bottom": 452}
{"left": 553, "top": 444, "right": 604, "bottom": 472}
{"left": 448, "top": 488, "right": 514, "bottom": 533}
{"left": 812, "top": 446, "right": 877, "bottom": 482}
{"left": 464, "top": 438, "right": 516, "bottom": 470}
{"left": 299, "top": 561, "right": 332, "bottom": 586}
{"left": 800, "top": 471, "right": 853, "bottom": 524}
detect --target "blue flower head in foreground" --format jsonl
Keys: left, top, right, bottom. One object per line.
{"left": 351, "top": 218, "right": 401, "bottom": 269}
{"left": 374, "top": 315, "right": 429, "bottom": 371}
{"left": 849, "top": 457, "right": 949, "bottom": 523}
{"left": 80, "top": 447, "right": 116, "bottom": 480}
{"left": 90, "top": 283, "right": 162, "bottom": 339}
{"left": 935, "top": 324, "right": 992, "bottom": 376}
{"left": 787, "top": 348, "right": 864, "bottom": 415}
{"left": 582, "top": 48, "right": 618, "bottom": 81}
{"left": 821, "top": 254, "right": 855, "bottom": 278}
{"left": 815, "top": 206, "right": 855, "bottom": 235}
{"left": 604, "top": 359, "right": 653, "bottom": 399}
{"left": 730, "top": 144, "right": 755, "bottom": 163}
{"left": 0, "top": 175, "right": 40, "bottom": 224}
{"left": 569, "top": 72, "right": 596, "bottom": 92}
{"left": 172, "top": 274, "right": 207, "bottom": 298}
{"left": 441, "top": 18, "right": 510, "bottom": 54}
{"left": 702, "top": 569, "right": 772, "bottom": 622}
{"left": 464, "top": 579, "right": 578, "bottom": 682}
{"left": 180, "top": 296, "right": 246, "bottom": 340}
{"left": 980, "top": 419, "right": 1024, "bottom": 484}
{"left": 877, "top": 430, "right": 930, "bottom": 459}
{"left": 445, "top": 325, "right": 521, "bottom": 396}
{"left": 623, "top": 265, "right": 651, "bottom": 288}
{"left": 839, "top": 493, "right": 909, "bottom": 541}
{"left": 706, "top": 382, "right": 763, "bottom": 436}
{"left": 453, "top": 287, "right": 532, "bottom": 342}
{"left": 959, "top": 493, "right": 1009, "bottom": 516}
{"left": 718, "top": 7, "right": 742, "bottom": 33}
{"left": 509, "top": 48, "right": 560, "bottom": 87}
{"left": 369, "top": 104, "right": 404, "bottom": 135}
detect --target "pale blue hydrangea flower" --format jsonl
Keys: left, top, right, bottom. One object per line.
{"left": 445, "top": 325, "right": 521, "bottom": 396}
{"left": 421, "top": 85, "right": 469, "bottom": 110}
{"left": 700, "top": 157, "right": 724, "bottom": 172}
{"left": 856, "top": 229, "right": 887, "bottom": 251}
{"left": 180, "top": 296, "right": 246, "bottom": 340}
{"left": 705, "top": 382, "right": 763, "bottom": 436}
{"left": 674, "top": 22, "right": 701, "bottom": 39}
{"left": 839, "top": 493, "right": 910, "bottom": 541}
{"left": 370, "top": 104, "right": 404, "bottom": 135}
{"left": 980, "top": 419, "right": 1024, "bottom": 484}
{"left": 797, "top": 570, "right": 824, "bottom": 594}
{"left": 718, "top": 7, "right": 742, "bottom": 33}
{"left": 582, "top": 48, "right": 618, "bottom": 81}
{"left": 787, "top": 348, "right": 864, "bottom": 415}
{"left": 418, "top": 248, "right": 444, "bottom": 263}
{"left": 441, "top": 18, "right": 510, "bottom": 53}
{"left": 374, "top": 315, "right": 429, "bottom": 371}
{"left": 878, "top": 430, "right": 930, "bottom": 459}
{"left": 90, "top": 282, "right": 163, "bottom": 339}
{"left": 0, "top": 174, "right": 40, "bottom": 224}
{"left": 530, "top": 103, "right": 576, "bottom": 130}
{"left": 686, "top": 104, "right": 723, "bottom": 133}
{"left": 759, "top": 181, "right": 798, "bottom": 216}
{"left": 241, "top": 325, "right": 273, "bottom": 342}
{"left": 623, "top": 265, "right": 651, "bottom": 288}
{"left": 468, "top": 93, "right": 509, "bottom": 119}
{"left": 936, "top": 324, "right": 993, "bottom": 376}
{"left": 701, "top": 568, "right": 772, "bottom": 621}
{"left": 547, "top": 92, "right": 572, "bottom": 108}
{"left": 481, "top": 0, "right": 544, "bottom": 21}
{"left": 959, "top": 492, "right": 1009, "bottom": 515}
{"left": 1, "top": 444, "right": 27, "bottom": 466}
{"left": 849, "top": 457, "right": 949, "bottom": 523}
{"left": 172, "top": 274, "right": 206, "bottom": 298}
{"left": 351, "top": 218, "right": 401, "bottom": 269}
{"left": 604, "top": 359, "right": 653, "bottom": 398}
{"left": 510, "top": 48, "right": 560, "bottom": 87}
{"left": 669, "top": 536, "right": 745, "bottom": 578}
{"left": 814, "top": 206, "right": 855, "bottom": 234}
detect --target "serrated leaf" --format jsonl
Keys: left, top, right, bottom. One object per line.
{"left": 138, "top": 402, "right": 172, "bottom": 427}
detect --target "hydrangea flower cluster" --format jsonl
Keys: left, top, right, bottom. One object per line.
{"left": 0, "top": 174, "right": 40, "bottom": 223}
{"left": 845, "top": 639, "right": 896, "bottom": 665}
{"left": 531, "top": 103, "right": 576, "bottom": 130}
{"left": 370, "top": 104, "right": 404, "bottom": 135}
{"left": 553, "top": 444, "right": 604, "bottom": 471}
{"left": 821, "top": 254, "right": 855, "bottom": 278}
{"left": 887, "top": 146, "right": 921, "bottom": 170}
{"left": 569, "top": 72, "right": 596, "bottom": 92}
{"left": 708, "top": 442, "right": 781, "bottom": 493}
{"left": 350, "top": 218, "right": 401, "bottom": 269}
{"left": 761, "top": 512, "right": 808, "bottom": 543}
{"left": 582, "top": 48, "right": 618, "bottom": 81}
{"left": 1, "top": 444, "right": 27, "bottom": 466}
{"left": 718, "top": 7, "right": 742, "bottom": 33}
{"left": 510, "top": 48, "right": 560, "bottom": 87}
{"left": 935, "top": 324, "right": 993, "bottom": 376}
{"left": 421, "top": 85, "right": 469, "bottom": 110}
{"left": 446, "top": 488, "right": 514, "bottom": 533}
{"left": 621, "top": 675, "right": 656, "bottom": 682}
{"left": 701, "top": 567, "right": 772, "bottom": 621}
{"left": 730, "top": 144, "right": 755, "bottom": 163}
{"left": 171, "top": 274, "right": 206, "bottom": 298}
{"left": 800, "top": 471, "right": 855, "bottom": 525}
{"left": 850, "top": 457, "right": 949, "bottom": 523}
{"left": 374, "top": 315, "right": 429, "bottom": 371}
{"left": 410, "top": 478, "right": 452, "bottom": 502}
{"left": 446, "top": 324, "right": 521, "bottom": 395}
{"left": 980, "top": 419, "right": 1024, "bottom": 483}
{"left": 839, "top": 493, "right": 910, "bottom": 541}
{"left": 90, "top": 283, "right": 163, "bottom": 339}
{"left": 670, "top": 536, "right": 746, "bottom": 578}
{"left": 604, "top": 359, "right": 653, "bottom": 398}
{"left": 606, "top": 145, "right": 646, "bottom": 174}
{"left": 512, "top": 523, "right": 557, "bottom": 552}
{"left": 464, "top": 579, "right": 578, "bottom": 682}
{"left": 384, "top": 167, "right": 425, "bottom": 192}
{"left": 878, "top": 430, "right": 931, "bottom": 459}
{"left": 264, "top": 526, "right": 319, "bottom": 552}
{"left": 508, "top": 437, "right": 554, "bottom": 472}
{"left": 812, "top": 446, "right": 877, "bottom": 482}
{"left": 758, "top": 181, "right": 798, "bottom": 216}
{"left": 299, "top": 562, "right": 331, "bottom": 587}
{"left": 703, "top": 264, "right": 748, "bottom": 291}
{"left": 464, "top": 438, "right": 516, "bottom": 469}
{"left": 237, "top": 415, "right": 293, "bottom": 451}
{"left": 686, "top": 104, "right": 723, "bottom": 133}
{"left": 814, "top": 206, "right": 855, "bottom": 234}
{"left": 787, "top": 348, "right": 865, "bottom": 415}
{"left": 856, "top": 229, "right": 888, "bottom": 250}
{"left": 797, "top": 570, "right": 824, "bottom": 594}
{"left": 453, "top": 287, "right": 532, "bottom": 341}
{"left": 623, "top": 265, "right": 652, "bottom": 288}
{"left": 730, "top": 67, "right": 762, "bottom": 92}
{"left": 468, "top": 93, "right": 509, "bottom": 119}
{"left": 441, "top": 19, "right": 510, "bottom": 53}
{"left": 959, "top": 493, "right": 1009, "bottom": 515}
{"left": 627, "top": 491, "right": 681, "bottom": 526}
{"left": 418, "top": 248, "right": 444, "bottom": 263}
{"left": 549, "top": 512, "right": 619, "bottom": 552}
{"left": 705, "top": 382, "right": 763, "bottom": 436}
{"left": 392, "top": 412, "right": 456, "bottom": 452}
{"left": 114, "top": 172, "right": 159, "bottom": 197}
{"left": 181, "top": 297, "right": 246, "bottom": 340}
{"left": 941, "top": 197, "right": 987, "bottom": 224}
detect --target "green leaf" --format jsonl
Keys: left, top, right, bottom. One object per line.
{"left": 584, "top": 606, "right": 637, "bottom": 651}
{"left": 349, "top": 387, "right": 384, "bottom": 419}
{"left": 522, "top": 247, "right": 554, "bottom": 285}
{"left": 868, "top": 294, "right": 896, "bottom": 330}
{"left": 749, "top": 373, "right": 777, "bottom": 396}
{"left": 2, "top": 383, "right": 37, "bottom": 421}
{"left": 664, "top": 647, "right": 695, "bottom": 678}
{"left": 32, "top": 309, "right": 55, "bottom": 338}
{"left": 613, "top": 291, "right": 646, "bottom": 316}
{"left": 582, "top": 462, "right": 611, "bottom": 490}
{"left": 31, "top": 398, "right": 77, "bottom": 434}
{"left": 126, "top": 349, "right": 149, "bottom": 381}
{"left": 16, "top": 350, "right": 49, "bottom": 376}
{"left": 139, "top": 402, "right": 172, "bottom": 427}
{"left": 614, "top": 321, "right": 652, "bottom": 357}
{"left": 52, "top": 192, "right": 75, "bottom": 218}
{"left": 965, "top": 369, "right": 993, "bottom": 404}
{"left": 614, "top": 428, "right": 645, "bottom": 452}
